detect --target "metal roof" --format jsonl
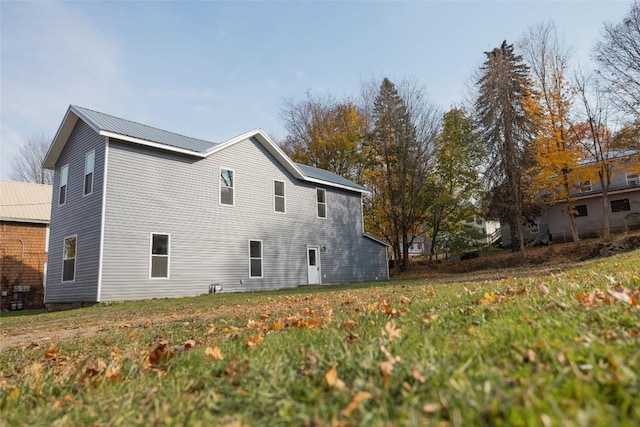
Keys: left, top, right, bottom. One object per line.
{"left": 0, "top": 180, "right": 52, "bottom": 223}
{"left": 45, "top": 105, "right": 368, "bottom": 194}
{"left": 577, "top": 149, "right": 638, "bottom": 165}
{"left": 295, "top": 163, "right": 367, "bottom": 192}
{"left": 72, "top": 105, "right": 217, "bottom": 153}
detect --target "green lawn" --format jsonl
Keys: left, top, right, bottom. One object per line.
{"left": 1, "top": 250, "right": 639, "bottom": 426}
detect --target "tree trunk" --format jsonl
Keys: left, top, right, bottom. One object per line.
{"left": 600, "top": 171, "right": 611, "bottom": 241}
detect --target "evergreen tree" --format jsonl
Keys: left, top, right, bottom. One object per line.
{"left": 476, "top": 41, "right": 535, "bottom": 256}
{"left": 364, "top": 78, "right": 433, "bottom": 270}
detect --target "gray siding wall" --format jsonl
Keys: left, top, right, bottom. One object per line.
{"left": 545, "top": 189, "right": 640, "bottom": 242}
{"left": 45, "top": 120, "right": 104, "bottom": 303}
{"left": 100, "top": 137, "right": 387, "bottom": 301}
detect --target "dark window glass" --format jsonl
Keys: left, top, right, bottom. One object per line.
{"left": 610, "top": 199, "right": 630, "bottom": 213}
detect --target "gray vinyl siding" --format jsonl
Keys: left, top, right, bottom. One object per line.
{"left": 545, "top": 189, "right": 640, "bottom": 242}
{"left": 45, "top": 120, "right": 104, "bottom": 303}
{"left": 100, "top": 137, "right": 387, "bottom": 301}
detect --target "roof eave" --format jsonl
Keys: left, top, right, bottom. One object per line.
{"left": 101, "top": 131, "right": 206, "bottom": 158}
{"left": 43, "top": 107, "right": 79, "bottom": 170}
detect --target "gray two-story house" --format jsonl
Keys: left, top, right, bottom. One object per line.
{"left": 544, "top": 150, "right": 640, "bottom": 241}
{"left": 42, "top": 105, "right": 388, "bottom": 304}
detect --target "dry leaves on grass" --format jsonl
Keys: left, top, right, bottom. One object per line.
{"left": 382, "top": 321, "right": 401, "bottom": 342}
{"left": 340, "top": 391, "right": 373, "bottom": 417}
{"left": 325, "top": 362, "right": 345, "bottom": 391}
{"left": 205, "top": 347, "right": 224, "bottom": 360}
{"left": 575, "top": 286, "right": 639, "bottom": 307}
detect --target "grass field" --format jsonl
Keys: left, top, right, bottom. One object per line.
{"left": 1, "top": 248, "right": 639, "bottom": 426}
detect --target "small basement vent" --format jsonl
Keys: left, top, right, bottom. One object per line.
{"left": 209, "top": 282, "right": 223, "bottom": 294}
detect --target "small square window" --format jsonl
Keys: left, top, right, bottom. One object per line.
{"left": 610, "top": 199, "right": 630, "bottom": 213}
{"left": 578, "top": 180, "right": 592, "bottom": 192}
{"left": 627, "top": 172, "right": 639, "bottom": 186}
{"left": 572, "top": 204, "right": 588, "bottom": 217}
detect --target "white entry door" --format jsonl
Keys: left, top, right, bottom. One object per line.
{"left": 307, "top": 246, "right": 321, "bottom": 284}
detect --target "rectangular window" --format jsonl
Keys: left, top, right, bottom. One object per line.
{"left": 249, "top": 240, "right": 263, "bottom": 278}
{"left": 610, "top": 198, "right": 631, "bottom": 213}
{"left": 627, "top": 172, "right": 639, "bottom": 186}
{"left": 59, "top": 164, "right": 69, "bottom": 205}
{"left": 274, "top": 180, "right": 285, "bottom": 213}
{"left": 220, "top": 168, "right": 234, "bottom": 206}
{"left": 316, "top": 188, "right": 327, "bottom": 218}
{"left": 572, "top": 204, "right": 588, "bottom": 217}
{"left": 84, "top": 151, "right": 95, "bottom": 196}
{"left": 150, "top": 233, "right": 170, "bottom": 279}
{"left": 62, "top": 235, "right": 76, "bottom": 282}
{"left": 579, "top": 180, "right": 592, "bottom": 193}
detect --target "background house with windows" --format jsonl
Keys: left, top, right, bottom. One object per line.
{"left": 0, "top": 180, "right": 52, "bottom": 310}
{"left": 499, "top": 150, "right": 639, "bottom": 246}
{"left": 42, "top": 105, "right": 388, "bottom": 305}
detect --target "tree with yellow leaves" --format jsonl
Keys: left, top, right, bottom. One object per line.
{"left": 280, "top": 93, "right": 367, "bottom": 184}
{"left": 522, "top": 23, "right": 587, "bottom": 244}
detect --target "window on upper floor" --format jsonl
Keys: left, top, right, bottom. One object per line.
{"left": 249, "top": 240, "right": 263, "bottom": 278}
{"left": 150, "top": 233, "right": 170, "bottom": 279}
{"left": 62, "top": 235, "right": 76, "bottom": 282}
{"left": 220, "top": 168, "right": 235, "bottom": 206}
{"left": 274, "top": 180, "right": 285, "bottom": 213}
{"left": 627, "top": 172, "right": 639, "bottom": 186}
{"left": 59, "top": 164, "right": 69, "bottom": 205}
{"left": 610, "top": 198, "right": 631, "bottom": 213}
{"left": 572, "top": 204, "right": 588, "bottom": 217}
{"left": 84, "top": 151, "right": 95, "bottom": 196}
{"left": 579, "top": 180, "right": 592, "bottom": 193}
{"left": 316, "top": 188, "right": 327, "bottom": 219}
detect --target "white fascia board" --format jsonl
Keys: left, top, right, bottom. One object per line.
{"left": 556, "top": 186, "right": 640, "bottom": 203}
{"left": 99, "top": 131, "right": 206, "bottom": 158}
{"left": 303, "top": 176, "right": 370, "bottom": 194}
{"left": 218, "top": 129, "right": 369, "bottom": 194}
{"left": 205, "top": 128, "right": 307, "bottom": 181}
{"left": 43, "top": 108, "right": 79, "bottom": 169}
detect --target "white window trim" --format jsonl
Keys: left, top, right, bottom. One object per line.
{"left": 149, "top": 232, "right": 171, "bottom": 280}
{"left": 219, "top": 167, "right": 235, "bottom": 207}
{"left": 83, "top": 150, "right": 95, "bottom": 197}
{"left": 627, "top": 172, "right": 639, "bottom": 186}
{"left": 59, "top": 164, "right": 69, "bottom": 206}
{"left": 579, "top": 180, "right": 592, "bottom": 193}
{"left": 61, "top": 234, "right": 77, "bottom": 283}
{"left": 274, "top": 180, "right": 286, "bottom": 214}
{"left": 316, "top": 188, "right": 327, "bottom": 219}
{"left": 249, "top": 239, "right": 263, "bottom": 278}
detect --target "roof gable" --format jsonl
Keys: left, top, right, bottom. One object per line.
{"left": 43, "top": 105, "right": 368, "bottom": 193}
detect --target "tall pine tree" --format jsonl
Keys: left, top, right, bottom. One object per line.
{"left": 476, "top": 41, "right": 535, "bottom": 256}
{"left": 364, "top": 78, "right": 432, "bottom": 270}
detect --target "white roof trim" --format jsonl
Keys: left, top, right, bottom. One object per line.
{"left": 100, "top": 131, "right": 206, "bottom": 158}
{"left": 44, "top": 106, "right": 368, "bottom": 193}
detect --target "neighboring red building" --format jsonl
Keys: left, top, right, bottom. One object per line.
{"left": 0, "top": 180, "right": 52, "bottom": 311}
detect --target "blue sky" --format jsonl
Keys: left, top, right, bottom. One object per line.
{"left": 0, "top": 0, "right": 634, "bottom": 180}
